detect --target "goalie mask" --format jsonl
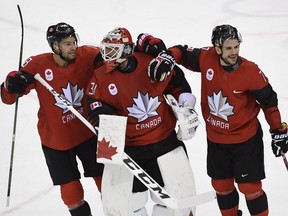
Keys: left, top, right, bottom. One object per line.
{"left": 211, "top": 24, "right": 242, "bottom": 47}
{"left": 100, "top": 27, "right": 135, "bottom": 62}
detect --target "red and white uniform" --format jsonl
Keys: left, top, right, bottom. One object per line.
{"left": 170, "top": 46, "right": 281, "bottom": 144}
{"left": 1, "top": 46, "right": 101, "bottom": 150}
{"left": 87, "top": 52, "right": 190, "bottom": 146}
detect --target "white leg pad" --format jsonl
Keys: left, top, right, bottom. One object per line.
{"left": 153, "top": 146, "right": 196, "bottom": 215}
{"left": 133, "top": 207, "right": 148, "bottom": 216}
{"left": 101, "top": 164, "right": 134, "bottom": 216}
{"left": 152, "top": 204, "right": 174, "bottom": 216}
{"left": 132, "top": 191, "right": 148, "bottom": 216}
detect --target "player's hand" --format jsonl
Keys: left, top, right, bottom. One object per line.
{"left": 5, "top": 71, "right": 29, "bottom": 94}
{"left": 136, "top": 33, "right": 166, "bottom": 57}
{"left": 270, "top": 122, "right": 288, "bottom": 157}
{"left": 148, "top": 50, "right": 176, "bottom": 81}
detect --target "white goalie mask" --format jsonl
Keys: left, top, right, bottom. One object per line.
{"left": 100, "top": 27, "right": 135, "bottom": 62}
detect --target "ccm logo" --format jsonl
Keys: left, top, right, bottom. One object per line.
{"left": 123, "top": 158, "right": 170, "bottom": 199}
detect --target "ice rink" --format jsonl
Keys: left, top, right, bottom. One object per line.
{"left": 0, "top": 0, "right": 288, "bottom": 215}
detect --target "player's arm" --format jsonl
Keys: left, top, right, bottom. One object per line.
{"left": 169, "top": 45, "right": 201, "bottom": 72}
{"left": 86, "top": 77, "right": 115, "bottom": 126}
{"left": 165, "top": 65, "right": 191, "bottom": 96}
{"left": 252, "top": 83, "right": 288, "bottom": 157}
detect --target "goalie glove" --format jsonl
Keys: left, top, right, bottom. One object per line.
{"left": 165, "top": 94, "right": 200, "bottom": 141}
{"left": 270, "top": 122, "right": 288, "bottom": 157}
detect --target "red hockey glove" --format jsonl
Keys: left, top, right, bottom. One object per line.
{"left": 5, "top": 71, "right": 29, "bottom": 94}
{"left": 270, "top": 122, "right": 288, "bottom": 157}
{"left": 148, "top": 50, "right": 175, "bottom": 81}
{"left": 136, "top": 33, "right": 166, "bottom": 57}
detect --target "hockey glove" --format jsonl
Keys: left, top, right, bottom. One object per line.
{"left": 136, "top": 33, "right": 166, "bottom": 57}
{"left": 5, "top": 71, "right": 29, "bottom": 94}
{"left": 165, "top": 94, "right": 200, "bottom": 141}
{"left": 270, "top": 122, "right": 288, "bottom": 157}
{"left": 148, "top": 50, "right": 176, "bottom": 82}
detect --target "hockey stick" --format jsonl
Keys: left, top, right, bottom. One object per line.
{"left": 6, "top": 4, "right": 24, "bottom": 207}
{"left": 281, "top": 151, "right": 288, "bottom": 172}
{"left": 34, "top": 73, "right": 216, "bottom": 209}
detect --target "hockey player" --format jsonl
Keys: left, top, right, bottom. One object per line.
{"left": 145, "top": 24, "right": 288, "bottom": 216}
{"left": 86, "top": 27, "right": 199, "bottom": 215}
{"left": 1, "top": 22, "right": 170, "bottom": 215}
{"left": 1, "top": 22, "right": 105, "bottom": 216}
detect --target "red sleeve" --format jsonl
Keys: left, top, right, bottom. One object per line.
{"left": 169, "top": 47, "right": 183, "bottom": 64}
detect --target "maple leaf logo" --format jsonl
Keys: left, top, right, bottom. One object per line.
{"left": 54, "top": 82, "right": 84, "bottom": 113}
{"left": 97, "top": 138, "right": 117, "bottom": 160}
{"left": 208, "top": 91, "right": 234, "bottom": 121}
{"left": 127, "top": 91, "right": 161, "bottom": 122}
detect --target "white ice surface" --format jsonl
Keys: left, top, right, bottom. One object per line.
{"left": 1, "top": 0, "right": 288, "bottom": 215}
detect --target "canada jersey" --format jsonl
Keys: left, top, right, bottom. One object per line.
{"left": 22, "top": 46, "right": 100, "bottom": 150}
{"left": 87, "top": 53, "right": 177, "bottom": 146}
{"left": 198, "top": 48, "right": 268, "bottom": 143}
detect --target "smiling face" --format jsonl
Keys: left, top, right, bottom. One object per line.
{"left": 56, "top": 36, "right": 77, "bottom": 60}
{"left": 52, "top": 36, "right": 78, "bottom": 66}
{"left": 215, "top": 38, "right": 240, "bottom": 66}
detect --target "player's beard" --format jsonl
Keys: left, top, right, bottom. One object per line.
{"left": 60, "top": 51, "right": 76, "bottom": 63}
{"left": 220, "top": 54, "right": 238, "bottom": 66}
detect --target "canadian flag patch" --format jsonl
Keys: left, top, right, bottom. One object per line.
{"left": 90, "top": 101, "right": 102, "bottom": 110}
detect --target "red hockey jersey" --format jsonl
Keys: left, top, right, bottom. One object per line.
{"left": 1, "top": 46, "right": 100, "bottom": 150}
{"left": 87, "top": 52, "right": 186, "bottom": 146}
{"left": 171, "top": 46, "right": 281, "bottom": 144}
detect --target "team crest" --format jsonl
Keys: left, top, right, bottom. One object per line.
{"left": 108, "top": 83, "right": 118, "bottom": 95}
{"left": 45, "top": 69, "right": 53, "bottom": 81}
{"left": 206, "top": 68, "right": 214, "bottom": 81}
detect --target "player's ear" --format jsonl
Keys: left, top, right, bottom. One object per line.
{"left": 215, "top": 46, "right": 222, "bottom": 55}
{"left": 53, "top": 44, "right": 60, "bottom": 54}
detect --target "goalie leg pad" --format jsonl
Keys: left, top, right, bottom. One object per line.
{"left": 152, "top": 204, "right": 194, "bottom": 216}
{"left": 133, "top": 208, "right": 148, "bottom": 216}
{"left": 101, "top": 164, "right": 134, "bottom": 216}
{"left": 152, "top": 204, "right": 174, "bottom": 216}
{"left": 132, "top": 191, "right": 148, "bottom": 216}
{"left": 154, "top": 146, "right": 196, "bottom": 215}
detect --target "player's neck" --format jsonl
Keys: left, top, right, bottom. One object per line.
{"left": 53, "top": 54, "right": 69, "bottom": 67}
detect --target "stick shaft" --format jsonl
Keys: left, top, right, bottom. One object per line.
{"left": 6, "top": 4, "right": 24, "bottom": 207}
{"left": 281, "top": 152, "right": 288, "bottom": 171}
